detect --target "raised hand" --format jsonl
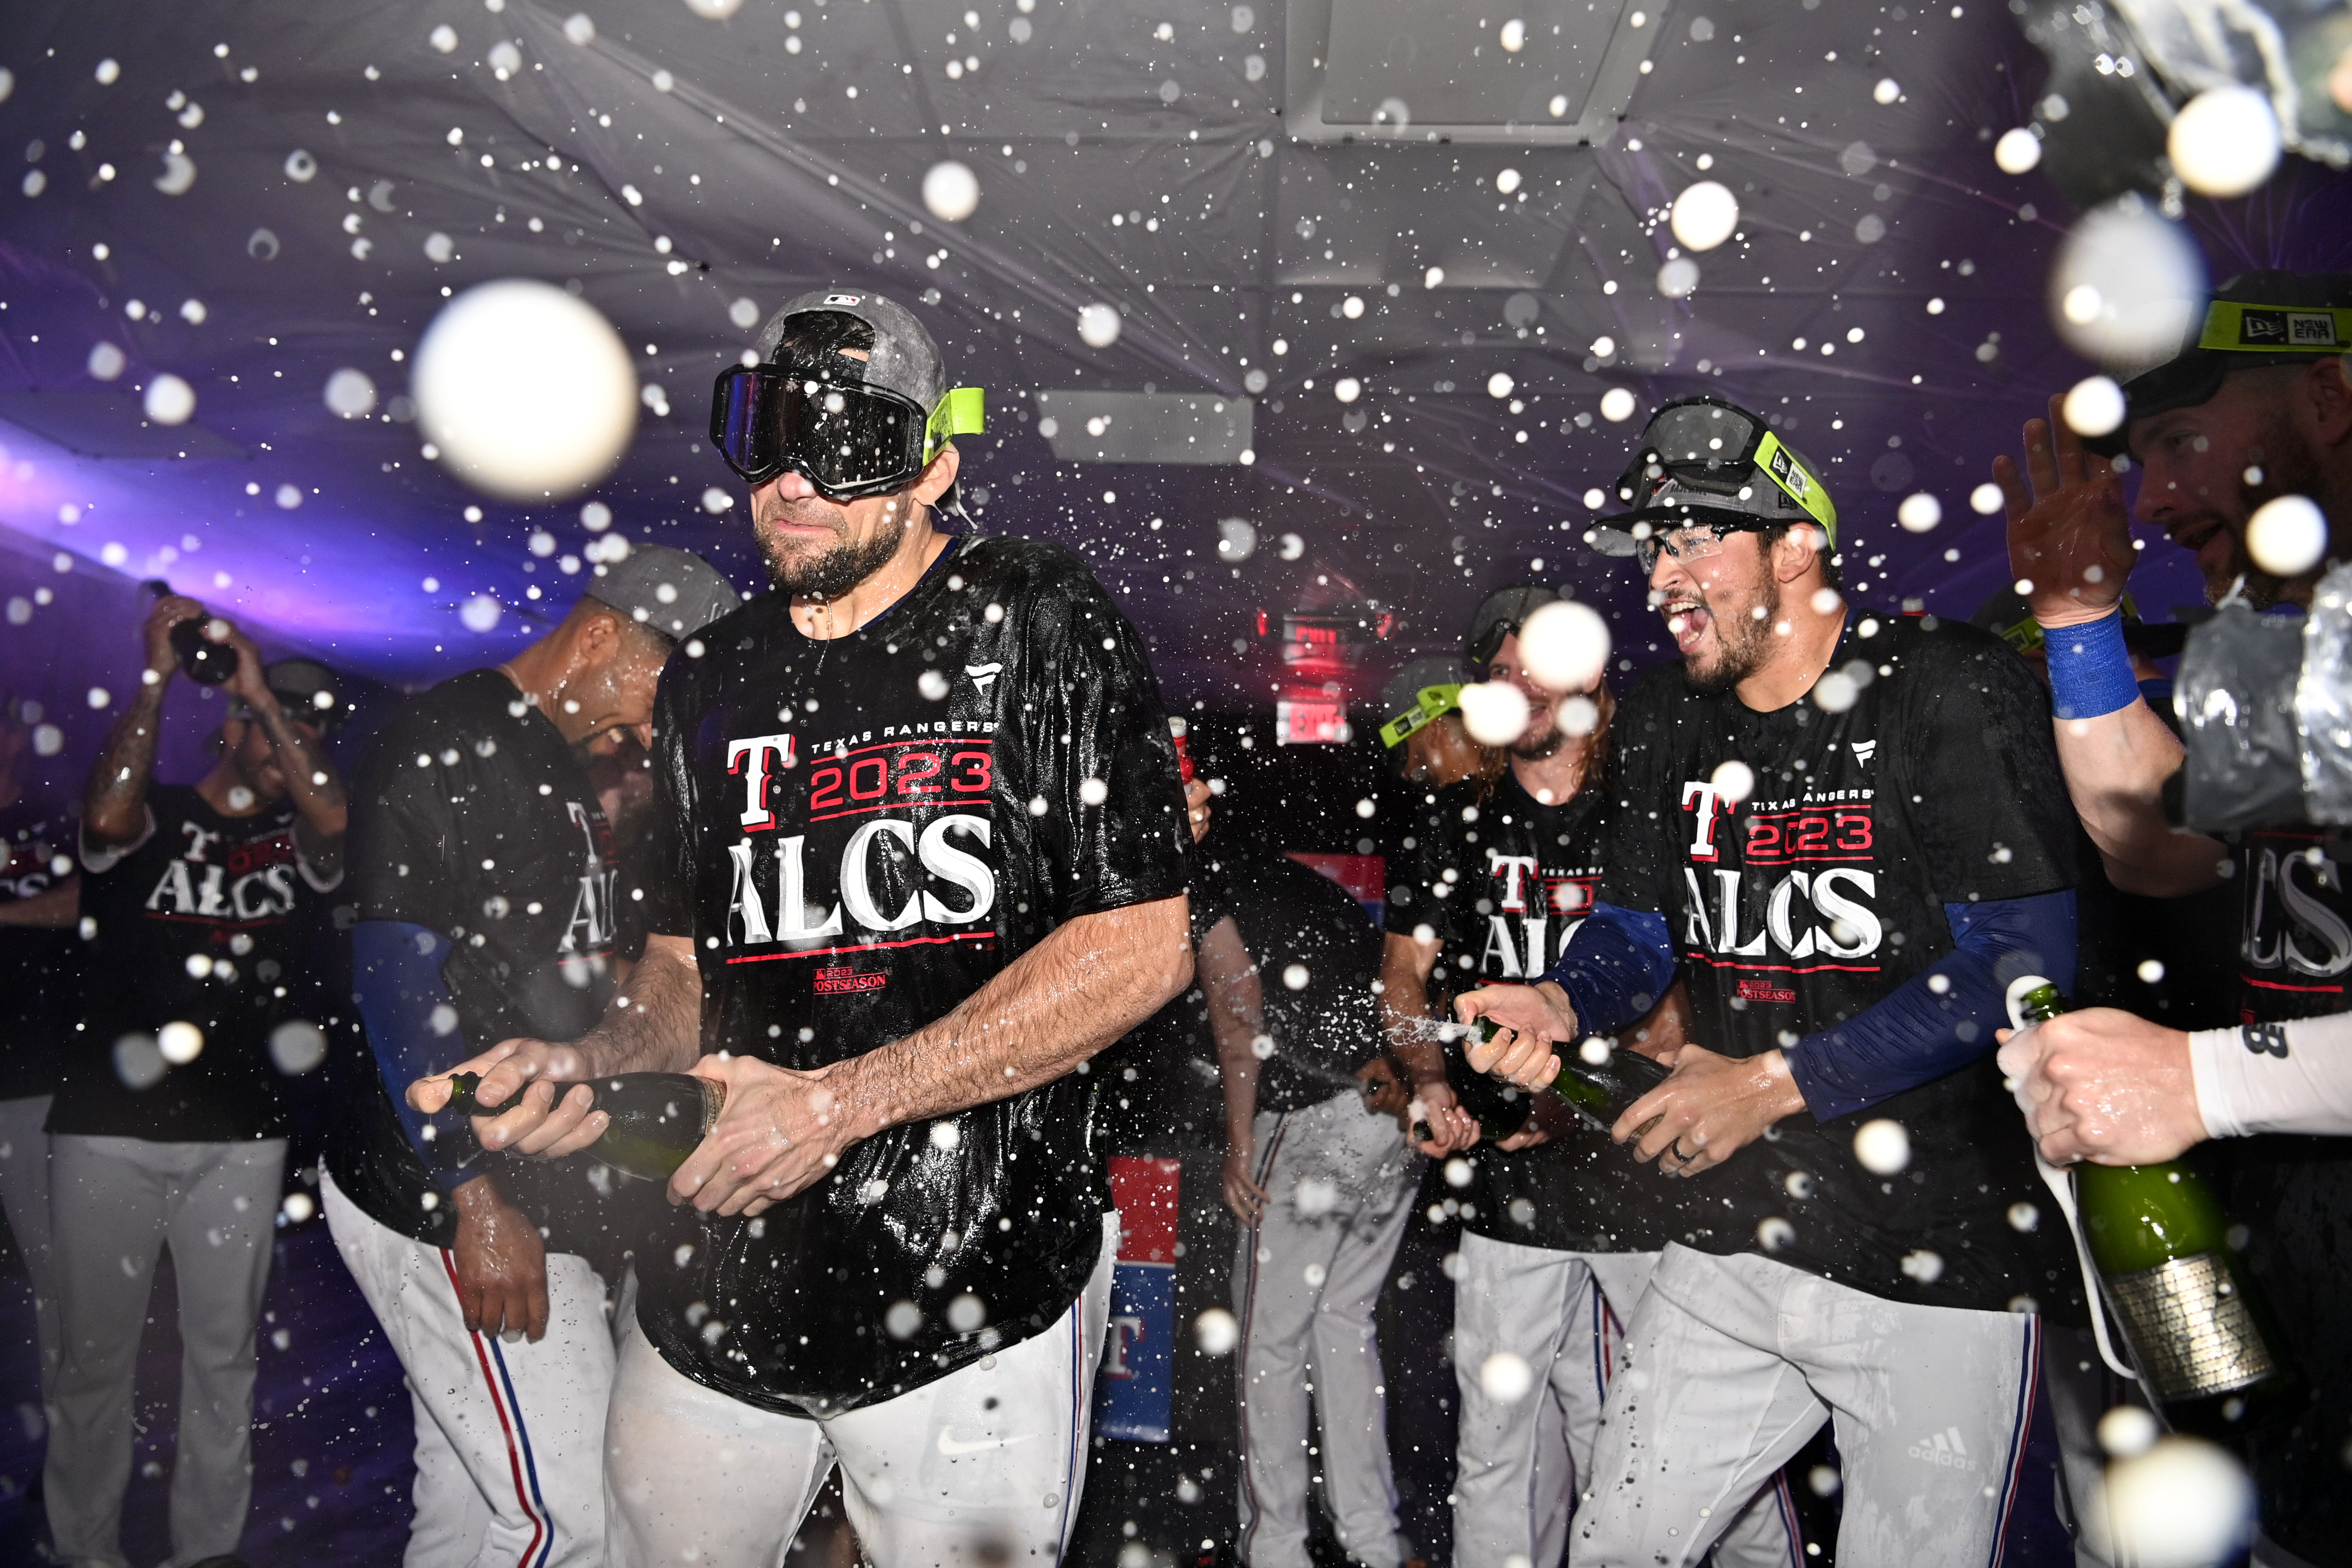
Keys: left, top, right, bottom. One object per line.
{"left": 1994, "top": 392, "right": 2135, "bottom": 629}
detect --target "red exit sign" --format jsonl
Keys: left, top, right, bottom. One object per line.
{"left": 1275, "top": 697, "right": 1352, "bottom": 745}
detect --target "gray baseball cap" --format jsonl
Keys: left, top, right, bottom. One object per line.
{"left": 588, "top": 544, "right": 742, "bottom": 641}
{"left": 756, "top": 288, "right": 946, "bottom": 413}
{"left": 1465, "top": 584, "right": 1560, "bottom": 666}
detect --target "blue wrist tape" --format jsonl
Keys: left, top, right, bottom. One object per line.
{"left": 2042, "top": 610, "right": 2140, "bottom": 721}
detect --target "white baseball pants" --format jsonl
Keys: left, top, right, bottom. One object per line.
{"left": 1569, "top": 1246, "right": 2057, "bottom": 1568}
{"left": 323, "top": 1167, "right": 614, "bottom": 1568}
{"left": 1451, "top": 1233, "right": 1798, "bottom": 1568}
{"left": 45, "top": 1133, "right": 285, "bottom": 1568}
{"left": 1232, "top": 1090, "right": 1421, "bottom": 1568}
{"left": 604, "top": 1211, "right": 1118, "bottom": 1568}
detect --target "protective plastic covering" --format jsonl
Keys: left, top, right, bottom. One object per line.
{"left": 2174, "top": 602, "right": 2307, "bottom": 830}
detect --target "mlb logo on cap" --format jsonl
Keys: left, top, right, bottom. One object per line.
{"left": 823, "top": 293, "right": 864, "bottom": 306}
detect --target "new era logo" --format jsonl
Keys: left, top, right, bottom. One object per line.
{"left": 823, "top": 293, "right": 864, "bottom": 306}
{"left": 2238, "top": 309, "right": 2341, "bottom": 349}
{"left": 1850, "top": 740, "right": 1877, "bottom": 764}
{"left": 966, "top": 662, "right": 1004, "bottom": 693}
{"left": 1906, "top": 1427, "right": 1973, "bottom": 1470}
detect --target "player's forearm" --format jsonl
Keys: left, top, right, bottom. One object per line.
{"left": 0, "top": 878, "right": 77, "bottom": 927}
{"left": 250, "top": 691, "right": 349, "bottom": 841}
{"left": 828, "top": 895, "right": 1193, "bottom": 1138}
{"left": 573, "top": 936, "right": 705, "bottom": 1074}
{"left": 83, "top": 682, "right": 167, "bottom": 843}
{"left": 2052, "top": 700, "right": 2225, "bottom": 895}
{"left": 1214, "top": 1032, "right": 1260, "bottom": 1146}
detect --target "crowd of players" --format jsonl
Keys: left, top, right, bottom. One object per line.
{"left": 0, "top": 271, "right": 2344, "bottom": 1568}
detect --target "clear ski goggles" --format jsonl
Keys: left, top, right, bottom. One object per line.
{"left": 710, "top": 362, "right": 985, "bottom": 501}
{"left": 1604, "top": 396, "right": 1838, "bottom": 542}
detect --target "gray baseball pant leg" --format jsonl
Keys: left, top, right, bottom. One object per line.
{"left": 1452, "top": 1235, "right": 1796, "bottom": 1568}
{"left": 1234, "top": 1094, "right": 1419, "bottom": 1568}
{"left": 1569, "top": 1246, "right": 2044, "bottom": 1568}
{"left": 45, "top": 1135, "right": 284, "bottom": 1568}
{"left": 0, "top": 1094, "right": 60, "bottom": 1399}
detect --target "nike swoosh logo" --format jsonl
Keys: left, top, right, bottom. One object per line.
{"left": 936, "top": 1429, "right": 1040, "bottom": 1456}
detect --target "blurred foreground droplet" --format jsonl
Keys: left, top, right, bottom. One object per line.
{"left": 1077, "top": 303, "right": 1122, "bottom": 348}
{"left": 2087, "top": 1435, "right": 2254, "bottom": 1568}
{"left": 2050, "top": 203, "right": 2206, "bottom": 369}
{"left": 2063, "top": 376, "right": 2126, "bottom": 438}
{"left": 1193, "top": 1308, "right": 1239, "bottom": 1355}
{"left": 1460, "top": 681, "right": 1532, "bottom": 746}
{"left": 1518, "top": 600, "right": 1610, "bottom": 692}
{"left": 1994, "top": 126, "right": 2042, "bottom": 174}
{"left": 413, "top": 280, "right": 637, "bottom": 501}
{"left": 143, "top": 375, "right": 195, "bottom": 426}
{"left": 1600, "top": 387, "right": 1639, "bottom": 423}
{"left": 2247, "top": 494, "right": 2328, "bottom": 577}
{"left": 1897, "top": 493, "right": 1942, "bottom": 532}
{"left": 1853, "top": 1117, "right": 1911, "bottom": 1174}
{"left": 1480, "top": 1352, "right": 1534, "bottom": 1402}
{"left": 324, "top": 368, "right": 378, "bottom": 419}
{"left": 1669, "top": 181, "right": 1739, "bottom": 251}
{"left": 923, "top": 160, "right": 980, "bottom": 222}
{"left": 2168, "top": 85, "right": 2281, "bottom": 198}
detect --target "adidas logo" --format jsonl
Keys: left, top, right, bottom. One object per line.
{"left": 966, "top": 662, "right": 1004, "bottom": 694}
{"left": 1906, "top": 1426, "right": 1972, "bottom": 1470}
{"left": 1850, "top": 740, "right": 1877, "bottom": 765}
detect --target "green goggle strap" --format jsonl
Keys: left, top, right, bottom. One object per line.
{"left": 1380, "top": 684, "right": 1465, "bottom": 749}
{"left": 924, "top": 387, "right": 987, "bottom": 463}
{"left": 1751, "top": 431, "right": 1838, "bottom": 544}
{"left": 2195, "top": 301, "right": 2352, "bottom": 354}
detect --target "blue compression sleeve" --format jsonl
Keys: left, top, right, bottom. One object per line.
{"left": 1785, "top": 890, "right": 2077, "bottom": 1122}
{"left": 2043, "top": 612, "right": 2140, "bottom": 721}
{"left": 351, "top": 920, "right": 482, "bottom": 1192}
{"left": 1539, "top": 903, "right": 1678, "bottom": 1036}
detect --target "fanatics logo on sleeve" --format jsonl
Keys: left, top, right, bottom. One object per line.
{"left": 1849, "top": 740, "right": 1876, "bottom": 765}
{"left": 965, "top": 662, "right": 1004, "bottom": 694}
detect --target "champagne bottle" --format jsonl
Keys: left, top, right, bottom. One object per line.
{"left": 2016, "top": 982, "right": 2300, "bottom": 1438}
{"left": 1412, "top": 1017, "right": 1671, "bottom": 1143}
{"left": 143, "top": 581, "right": 237, "bottom": 686}
{"left": 445, "top": 1070, "right": 725, "bottom": 1181}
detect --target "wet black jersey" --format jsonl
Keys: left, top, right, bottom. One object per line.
{"left": 1191, "top": 847, "right": 1381, "bottom": 1114}
{"left": 637, "top": 534, "right": 1190, "bottom": 1415}
{"left": 0, "top": 795, "right": 85, "bottom": 1101}
{"left": 1602, "top": 612, "right": 2085, "bottom": 1315}
{"left": 50, "top": 785, "right": 338, "bottom": 1142}
{"left": 2216, "top": 833, "right": 2352, "bottom": 1556}
{"left": 329, "top": 669, "right": 624, "bottom": 1248}
{"left": 1386, "top": 770, "right": 1697, "bottom": 1253}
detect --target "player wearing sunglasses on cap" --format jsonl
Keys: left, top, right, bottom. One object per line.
{"left": 1464, "top": 397, "right": 2096, "bottom": 1565}
{"left": 417, "top": 289, "right": 1195, "bottom": 1568}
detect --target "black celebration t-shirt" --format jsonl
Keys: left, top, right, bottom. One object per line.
{"left": 2213, "top": 828, "right": 2352, "bottom": 1550}
{"left": 328, "top": 669, "right": 625, "bottom": 1248}
{"left": 0, "top": 795, "right": 87, "bottom": 1101}
{"left": 636, "top": 534, "right": 1190, "bottom": 1416}
{"left": 49, "top": 784, "right": 339, "bottom": 1142}
{"left": 1190, "top": 847, "right": 1382, "bottom": 1115}
{"left": 1601, "top": 611, "right": 2084, "bottom": 1315}
{"left": 1384, "top": 770, "right": 1699, "bottom": 1253}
